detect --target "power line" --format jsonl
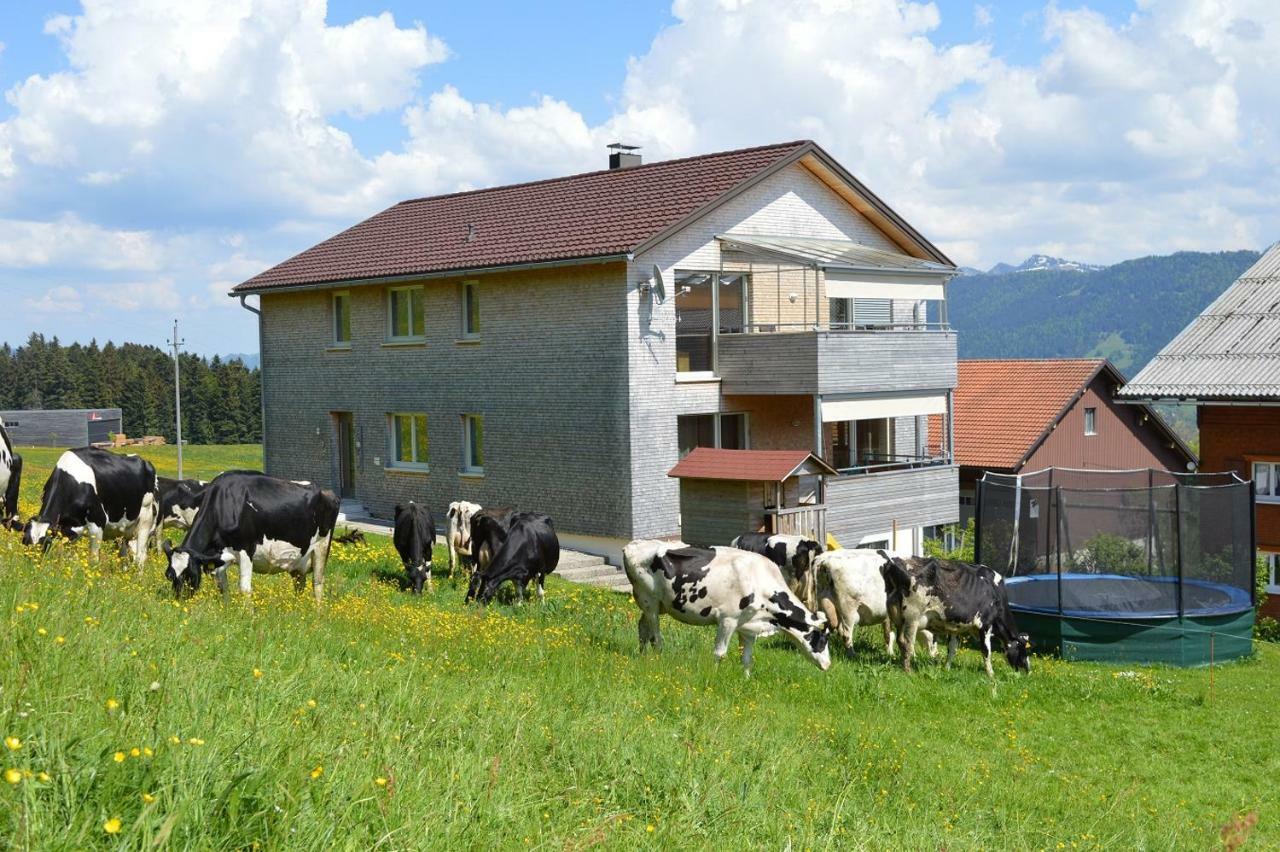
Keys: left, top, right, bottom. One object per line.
{"left": 168, "top": 319, "right": 184, "bottom": 480}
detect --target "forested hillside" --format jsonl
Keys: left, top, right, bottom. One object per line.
{"left": 948, "top": 250, "right": 1260, "bottom": 373}
{"left": 0, "top": 334, "right": 259, "bottom": 444}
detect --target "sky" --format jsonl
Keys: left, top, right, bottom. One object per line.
{"left": 0, "top": 0, "right": 1276, "bottom": 355}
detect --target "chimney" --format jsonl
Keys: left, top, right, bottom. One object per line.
{"left": 608, "top": 142, "right": 642, "bottom": 170}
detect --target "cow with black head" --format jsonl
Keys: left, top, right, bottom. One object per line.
{"left": 393, "top": 501, "right": 436, "bottom": 594}
{"left": 466, "top": 511, "right": 558, "bottom": 605}
{"left": 882, "top": 553, "right": 1030, "bottom": 677}
{"left": 22, "top": 447, "right": 158, "bottom": 570}
{"left": 163, "top": 471, "right": 338, "bottom": 603}
{"left": 0, "top": 423, "right": 22, "bottom": 529}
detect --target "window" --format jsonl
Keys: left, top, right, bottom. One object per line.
{"left": 388, "top": 413, "right": 429, "bottom": 469}
{"left": 677, "top": 412, "right": 749, "bottom": 457}
{"left": 675, "top": 272, "right": 714, "bottom": 373}
{"left": 1084, "top": 407, "right": 1097, "bottom": 435}
{"left": 387, "top": 286, "right": 425, "bottom": 340}
{"left": 461, "top": 281, "right": 480, "bottom": 338}
{"left": 854, "top": 298, "right": 892, "bottom": 328}
{"left": 1253, "top": 461, "right": 1280, "bottom": 504}
{"left": 462, "top": 414, "right": 484, "bottom": 474}
{"left": 332, "top": 292, "right": 351, "bottom": 345}
{"left": 1263, "top": 552, "right": 1280, "bottom": 594}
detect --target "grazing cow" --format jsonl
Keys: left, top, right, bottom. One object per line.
{"left": 162, "top": 471, "right": 339, "bottom": 603}
{"left": 0, "top": 424, "right": 22, "bottom": 528}
{"left": 468, "top": 507, "right": 515, "bottom": 573}
{"left": 813, "top": 549, "right": 937, "bottom": 660}
{"left": 393, "top": 502, "right": 436, "bottom": 594}
{"left": 466, "top": 512, "right": 559, "bottom": 605}
{"left": 882, "top": 555, "right": 1030, "bottom": 677}
{"left": 21, "top": 447, "right": 158, "bottom": 570}
{"left": 730, "top": 533, "right": 822, "bottom": 608}
{"left": 622, "top": 540, "right": 831, "bottom": 674}
{"left": 445, "top": 501, "right": 482, "bottom": 580}
{"left": 154, "top": 476, "right": 209, "bottom": 550}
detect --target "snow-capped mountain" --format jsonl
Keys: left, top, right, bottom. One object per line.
{"left": 979, "top": 255, "right": 1108, "bottom": 275}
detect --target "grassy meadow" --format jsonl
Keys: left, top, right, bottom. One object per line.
{"left": 1, "top": 445, "right": 1276, "bottom": 849}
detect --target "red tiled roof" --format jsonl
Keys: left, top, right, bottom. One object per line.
{"left": 942, "top": 359, "right": 1106, "bottom": 470}
{"left": 234, "top": 141, "right": 812, "bottom": 292}
{"left": 668, "top": 448, "right": 838, "bottom": 482}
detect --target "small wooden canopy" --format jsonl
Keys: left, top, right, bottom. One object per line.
{"left": 667, "top": 448, "right": 839, "bottom": 482}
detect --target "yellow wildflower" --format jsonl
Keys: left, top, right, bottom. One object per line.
{"left": 36, "top": 628, "right": 46, "bottom": 636}
{"left": 307, "top": 699, "right": 317, "bottom": 708}
{"left": 646, "top": 824, "right": 655, "bottom": 833}
{"left": 142, "top": 792, "right": 156, "bottom": 804}
{"left": 103, "top": 817, "right": 122, "bottom": 834}
{"left": 374, "top": 777, "right": 388, "bottom": 787}
{"left": 187, "top": 738, "right": 204, "bottom": 746}
{"left": 130, "top": 748, "right": 141, "bottom": 758}
{"left": 4, "top": 737, "right": 20, "bottom": 751}
{"left": 113, "top": 751, "right": 126, "bottom": 763}
{"left": 106, "top": 698, "right": 120, "bottom": 711}
{"left": 253, "top": 668, "right": 263, "bottom": 679}
{"left": 310, "top": 765, "right": 323, "bottom": 779}
{"left": 143, "top": 746, "right": 153, "bottom": 757}
{"left": 36, "top": 772, "right": 49, "bottom": 783}
{"left": 3, "top": 768, "right": 20, "bottom": 785}
{"left": 55, "top": 636, "right": 65, "bottom": 645}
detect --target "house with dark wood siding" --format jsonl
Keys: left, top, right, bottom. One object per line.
{"left": 1121, "top": 242, "right": 1280, "bottom": 617}
{"left": 938, "top": 358, "right": 1195, "bottom": 527}
{"left": 231, "top": 141, "right": 961, "bottom": 562}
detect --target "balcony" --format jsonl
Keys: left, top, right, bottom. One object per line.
{"left": 825, "top": 463, "right": 958, "bottom": 544}
{"left": 716, "top": 325, "right": 957, "bottom": 396}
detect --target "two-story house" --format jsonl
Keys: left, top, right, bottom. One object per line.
{"left": 1120, "top": 242, "right": 1280, "bottom": 617}
{"left": 231, "top": 140, "right": 960, "bottom": 562}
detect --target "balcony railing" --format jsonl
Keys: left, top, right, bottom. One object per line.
{"left": 726, "top": 320, "right": 951, "bottom": 335}
{"left": 835, "top": 452, "right": 952, "bottom": 476}
{"left": 767, "top": 504, "right": 827, "bottom": 542}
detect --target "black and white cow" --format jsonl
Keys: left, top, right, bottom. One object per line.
{"left": 445, "top": 501, "right": 482, "bottom": 581}
{"left": 812, "top": 549, "right": 937, "bottom": 660}
{"left": 162, "top": 471, "right": 339, "bottom": 602}
{"left": 730, "top": 533, "right": 823, "bottom": 608}
{"left": 466, "top": 511, "right": 559, "bottom": 605}
{"left": 21, "top": 447, "right": 158, "bottom": 570}
{"left": 468, "top": 507, "right": 515, "bottom": 573}
{"left": 622, "top": 540, "right": 831, "bottom": 674}
{"left": 393, "top": 501, "right": 436, "bottom": 595}
{"left": 0, "top": 423, "right": 22, "bottom": 528}
{"left": 882, "top": 554, "right": 1030, "bottom": 677}
{"left": 154, "top": 476, "right": 209, "bottom": 550}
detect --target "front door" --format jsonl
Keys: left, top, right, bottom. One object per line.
{"left": 333, "top": 412, "right": 356, "bottom": 498}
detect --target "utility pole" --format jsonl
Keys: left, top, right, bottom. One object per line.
{"left": 169, "top": 318, "right": 185, "bottom": 480}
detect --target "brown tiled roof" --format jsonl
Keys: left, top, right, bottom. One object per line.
{"left": 942, "top": 359, "right": 1106, "bottom": 470}
{"left": 668, "top": 448, "right": 838, "bottom": 482}
{"left": 234, "top": 141, "right": 812, "bottom": 292}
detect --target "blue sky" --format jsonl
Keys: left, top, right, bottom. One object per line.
{"left": 0, "top": 0, "right": 1275, "bottom": 354}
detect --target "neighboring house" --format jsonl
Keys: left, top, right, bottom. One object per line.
{"left": 1121, "top": 243, "right": 1280, "bottom": 617}
{"left": 938, "top": 359, "right": 1195, "bottom": 526}
{"left": 231, "top": 140, "right": 960, "bottom": 562}
{"left": 0, "top": 408, "right": 123, "bottom": 447}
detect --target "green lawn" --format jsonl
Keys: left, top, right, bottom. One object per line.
{"left": 1, "top": 446, "right": 1275, "bottom": 848}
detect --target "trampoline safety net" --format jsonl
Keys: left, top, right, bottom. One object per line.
{"left": 975, "top": 468, "right": 1255, "bottom": 617}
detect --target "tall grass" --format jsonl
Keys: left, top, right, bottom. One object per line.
{"left": 1, "top": 446, "right": 1275, "bottom": 848}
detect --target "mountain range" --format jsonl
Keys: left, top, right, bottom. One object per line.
{"left": 947, "top": 249, "right": 1260, "bottom": 375}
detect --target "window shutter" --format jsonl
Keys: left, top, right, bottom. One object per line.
{"left": 854, "top": 298, "right": 892, "bottom": 327}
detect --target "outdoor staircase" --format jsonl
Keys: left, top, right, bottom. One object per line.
{"left": 338, "top": 498, "right": 379, "bottom": 526}
{"left": 554, "top": 550, "right": 632, "bottom": 593}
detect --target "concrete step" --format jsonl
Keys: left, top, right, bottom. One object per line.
{"left": 556, "top": 563, "right": 621, "bottom": 582}
{"left": 558, "top": 553, "right": 608, "bottom": 571}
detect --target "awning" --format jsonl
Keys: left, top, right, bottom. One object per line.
{"left": 717, "top": 233, "right": 955, "bottom": 301}
{"left": 821, "top": 393, "right": 947, "bottom": 422}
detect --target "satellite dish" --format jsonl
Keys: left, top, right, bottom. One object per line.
{"left": 650, "top": 264, "right": 666, "bottom": 304}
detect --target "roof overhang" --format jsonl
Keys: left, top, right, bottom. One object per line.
{"left": 229, "top": 252, "right": 631, "bottom": 297}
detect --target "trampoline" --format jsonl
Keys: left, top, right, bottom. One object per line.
{"left": 977, "top": 468, "right": 1257, "bottom": 666}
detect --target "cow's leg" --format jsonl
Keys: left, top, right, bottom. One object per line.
{"left": 133, "top": 494, "right": 157, "bottom": 573}
{"left": 238, "top": 551, "right": 253, "bottom": 597}
{"left": 840, "top": 614, "right": 857, "bottom": 659}
{"left": 87, "top": 524, "right": 103, "bottom": 561}
{"left": 946, "top": 635, "right": 959, "bottom": 669}
{"left": 424, "top": 561, "right": 433, "bottom": 594}
{"left": 900, "top": 617, "right": 920, "bottom": 673}
{"left": 883, "top": 620, "right": 897, "bottom": 658}
{"left": 740, "top": 631, "right": 758, "bottom": 676}
{"left": 981, "top": 628, "right": 994, "bottom": 678}
{"left": 712, "top": 619, "right": 735, "bottom": 663}
{"left": 310, "top": 539, "right": 329, "bottom": 604}
{"left": 923, "top": 629, "right": 939, "bottom": 659}
{"left": 536, "top": 574, "right": 546, "bottom": 603}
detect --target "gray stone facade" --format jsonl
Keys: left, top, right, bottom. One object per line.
{"left": 260, "top": 261, "right": 632, "bottom": 538}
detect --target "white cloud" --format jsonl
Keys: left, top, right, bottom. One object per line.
{"left": 24, "top": 285, "right": 84, "bottom": 313}
{"left": 91, "top": 279, "right": 180, "bottom": 312}
{"left": 975, "top": 4, "right": 993, "bottom": 28}
{"left": 0, "top": 215, "right": 162, "bottom": 270}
